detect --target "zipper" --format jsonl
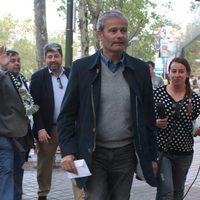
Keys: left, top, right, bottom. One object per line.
{"left": 91, "top": 84, "right": 97, "bottom": 152}
{"left": 136, "top": 96, "right": 142, "bottom": 150}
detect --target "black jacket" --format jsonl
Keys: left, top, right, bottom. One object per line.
{"left": 57, "top": 51, "right": 157, "bottom": 188}
{"left": 30, "top": 67, "right": 70, "bottom": 138}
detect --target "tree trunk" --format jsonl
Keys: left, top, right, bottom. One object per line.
{"left": 87, "top": 0, "right": 102, "bottom": 51}
{"left": 34, "top": 0, "right": 48, "bottom": 69}
{"left": 78, "top": 0, "right": 89, "bottom": 56}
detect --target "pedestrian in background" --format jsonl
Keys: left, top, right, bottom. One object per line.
{"left": 57, "top": 10, "right": 158, "bottom": 200}
{"left": 154, "top": 57, "right": 200, "bottom": 200}
{"left": 30, "top": 43, "right": 70, "bottom": 200}
{"left": 147, "top": 60, "right": 164, "bottom": 90}
{"left": 0, "top": 48, "right": 37, "bottom": 200}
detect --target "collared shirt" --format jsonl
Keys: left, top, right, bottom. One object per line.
{"left": 48, "top": 67, "right": 68, "bottom": 123}
{"left": 100, "top": 51, "right": 124, "bottom": 73}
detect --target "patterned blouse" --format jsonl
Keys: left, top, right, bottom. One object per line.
{"left": 154, "top": 85, "right": 200, "bottom": 155}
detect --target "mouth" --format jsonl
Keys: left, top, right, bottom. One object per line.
{"left": 50, "top": 62, "right": 58, "bottom": 67}
{"left": 113, "top": 42, "right": 125, "bottom": 45}
{"left": 173, "top": 79, "right": 182, "bottom": 84}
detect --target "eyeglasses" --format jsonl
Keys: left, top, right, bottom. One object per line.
{"left": 57, "top": 77, "right": 63, "bottom": 89}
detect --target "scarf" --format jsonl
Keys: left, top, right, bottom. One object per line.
{"left": 9, "top": 72, "right": 39, "bottom": 116}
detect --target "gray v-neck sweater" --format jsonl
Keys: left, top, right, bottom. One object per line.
{"left": 96, "top": 61, "right": 133, "bottom": 148}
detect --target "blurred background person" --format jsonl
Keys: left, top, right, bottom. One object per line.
{"left": 147, "top": 61, "right": 164, "bottom": 89}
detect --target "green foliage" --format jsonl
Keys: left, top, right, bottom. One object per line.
{"left": 127, "top": 33, "right": 157, "bottom": 61}
{"left": 53, "top": 0, "right": 67, "bottom": 17}
{"left": 185, "top": 38, "right": 200, "bottom": 76}
{"left": 0, "top": 14, "right": 18, "bottom": 47}
{"left": 183, "top": 2, "right": 200, "bottom": 76}
{"left": 12, "top": 39, "right": 37, "bottom": 80}
{"left": 190, "top": 1, "right": 200, "bottom": 10}
{"left": 0, "top": 15, "right": 37, "bottom": 78}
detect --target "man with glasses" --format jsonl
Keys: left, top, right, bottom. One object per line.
{"left": 30, "top": 43, "right": 70, "bottom": 200}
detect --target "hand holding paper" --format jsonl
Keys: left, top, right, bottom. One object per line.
{"left": 67, "top": 159, "right": 92, "bottom": 179}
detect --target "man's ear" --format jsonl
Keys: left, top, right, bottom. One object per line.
{"left": 96, "top": 30, "right": 102, "bottom": 40}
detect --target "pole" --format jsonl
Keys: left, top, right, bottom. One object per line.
{"left": 65, "top": 0, "right": 73, "bottom": 67}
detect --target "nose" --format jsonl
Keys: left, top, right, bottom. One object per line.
{"left": 174, "top": 72, "right": 180, "bottom": 77}
{"left": 116, "top": 30, "right": 126, "bottom": 38}
{"left": 14, "top": 60, "right": 20, "bottom": 65}
{"left": 50, "top": 56, "right": 56, "bottom": 62}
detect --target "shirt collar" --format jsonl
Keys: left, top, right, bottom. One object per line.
{"left": 48, "top": 67, "right": 64, "bottom": 77}
{"left": 100, "top": 50, "right": 124, "bottom": 66}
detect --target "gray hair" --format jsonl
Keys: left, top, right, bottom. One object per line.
{"left": 96, "top": 10, "right": 128, "bottom": 31}
{"left": 44, "top": 43, "right": 63, "bottom": 57}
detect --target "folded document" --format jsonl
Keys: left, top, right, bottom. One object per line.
{"left": 67, "top": 159, "right": 92, "bottom": 179}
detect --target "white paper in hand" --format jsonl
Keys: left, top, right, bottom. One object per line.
{"left": 67, "top": 159, "right": 92, "bottom": 179}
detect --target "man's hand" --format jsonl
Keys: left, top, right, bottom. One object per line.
{"left": 156, "top": 118, "right": 168, "bottom": 129}
{"left": 152, "top": 161, "right": 158, "bottom": 176}
{"left": 61, "top": 154, "right": 78, "bottom": 174}
{"left": 38, "top": 129, "right": 51, "bottom": 144}
{"left": 0, "top": 46, "right": 10, "bottom": 67}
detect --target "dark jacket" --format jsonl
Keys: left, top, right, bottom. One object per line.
{"left": 0, "top": 71, "right": 29, "bottom": 138}
{"left": 30, "top": 67, "right": 70, "bottom": 138}
{"left": 57, "top": 51, "right": 158, "bottom": 188}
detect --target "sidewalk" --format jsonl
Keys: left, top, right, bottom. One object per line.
{"left": 22, "top": 138, "right": 200, "bottom": 200}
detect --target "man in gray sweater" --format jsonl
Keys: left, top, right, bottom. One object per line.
{"left": 57, "top": 10, "right": 158, "bottom": 200}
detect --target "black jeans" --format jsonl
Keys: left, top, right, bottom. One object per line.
{"left": 85, "top": 143, "right": 137, "bottom": 200}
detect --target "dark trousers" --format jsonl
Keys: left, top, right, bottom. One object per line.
{"left": 156, "top": 153, "right": 193, "bottom": 200}
{"left": 85, "top": 143, "right": 137, "bottom": 200}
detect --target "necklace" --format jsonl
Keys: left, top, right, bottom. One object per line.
{"left": 9, "top": 73, "right": 39, "bottom": 116}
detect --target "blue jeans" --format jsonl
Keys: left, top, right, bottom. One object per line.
{"left": 85, "top": 143, "right": 137, "bottom": 200}
{"left": 14, "top": 137, "right": 27, "bottom": 200}
{"left": 0, "top": 136, "right": 27, "bottom": 200}
{"left": 0, "top": 136, "right": 14, "bottom": 200}
{"left": 156, "top": 152, "right": 193, "bottom": 200}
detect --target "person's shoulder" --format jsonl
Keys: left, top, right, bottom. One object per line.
{"left": 72, "top": 51, "right": 100, "bottom": 72}
{"left": 155, "top": 75, "right": 164, "bottom": 84}
{"left": 0, "top": 69, "right": 6, "bottom": 75}
{"left": 0, "top": 70, "right": 5, "bottom": 80}
{"left": 63, "top": 67, "right": 71, "bottom": 77}
{"left": 63, "top": 66, "right": 70, "bottom": 70}
{"left": 191, "top": 91, "right": 200, "bottom": 107}
{"left": 74, "top": 52, "right": 99, "bottom": 64}
{"left": 125, "top": 54, "right": 146, "bottom": 64}
{"left": 192, "top": 90, "right": 200, "bottom": 99}
{"left": 124, "top": 54, "right": 148, "bottom": 70}
{"left": 32, "top": 67, "right": 48, "bottom": 77}
{"left": 154, "top": 85, "right": 166, "bottom": 94}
